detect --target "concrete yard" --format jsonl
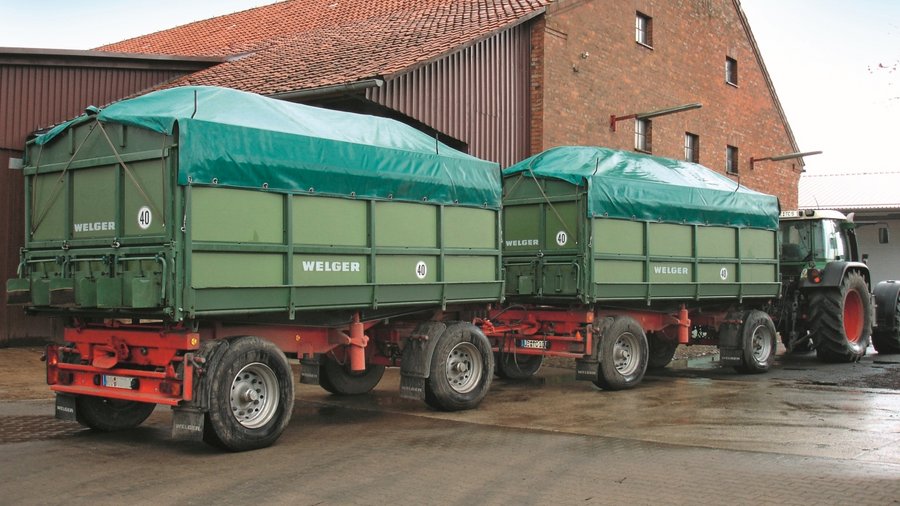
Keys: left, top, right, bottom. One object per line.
{"left": 1, "top": 345, "right": 898, "bottom": 505}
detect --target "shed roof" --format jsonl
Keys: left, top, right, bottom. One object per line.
{"left": 799, "top": 172, "right": 900, "bottom": 211}
{"left": 97, "top": 0, "right": 549, "bottom": 96}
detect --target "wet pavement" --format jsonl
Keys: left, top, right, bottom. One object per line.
{"left": 1, "top": 346, "right": 899, "bottom": 504}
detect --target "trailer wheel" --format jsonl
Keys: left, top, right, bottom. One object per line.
{"left": 873, "top": 298, "right": 900, "bottom": 354}
{"left": 812, "top": 272, "right": 872, "bottom": 363}
{"left": 203, "top": 336, "right": 294, "bottom": 451}
{"left": 594, "top": 317, "right": 648, "bottom": 390}
{"left": 75, "top": 397, "right": 156, "bottom": 431}
{"left": 646, "top": 332, "right": 678, "bottom": 370}
{"left": 494, "top": 352, "right": 543, "bottom": 379}
{"left": 319, "top": 355, "right": 386, "bottom": 395}
{"left": 424, "top": 322, "right": 493, "bottom": 411}
{"left": 734, "top": 310, "right": 777, "bottom": 373}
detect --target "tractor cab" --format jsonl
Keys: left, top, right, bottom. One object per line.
{"left": 779, "top": 210, "right": 861, "bottom": 275}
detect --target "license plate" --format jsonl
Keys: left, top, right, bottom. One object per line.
{"left": 518, "top": 339, "right": 550, "bottom": 350}
{"left": 103, "top": 375, "right": 136, "bottom": 389}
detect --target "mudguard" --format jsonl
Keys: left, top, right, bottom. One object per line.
{"left": 399, "top": 321, "right": 448, "bottom": 400}
{"left": 799, "top": 261, "right": 870, "bottom": 290}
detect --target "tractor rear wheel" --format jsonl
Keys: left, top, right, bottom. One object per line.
{"left": 873, "top": 298, "right": 900, "bottom": 354}
{"left": 811, "top": 271, "right": 872, "bottom": 363}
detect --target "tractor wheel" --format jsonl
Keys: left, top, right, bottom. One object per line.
{"left": 203, "top": 336, "right": 294, "bottom": 451}
{"left": 594, "top": 316, "right": 648, "bottom": 390}
{"left": 494, "top": 352, "right": 544, "bottom": 379}
{"left": 734, "top": 310, "right": 777, "bottom": 374}
{"left": 424, "top": 322, "right": 493, "bottom": 411}
{"left": 872, "top": 298, "right": 900, "bottom": 354}
{"left": 811, "top": 272, "right": 872, "bottom": 363}
{"left": 646, "top": 332, "right": 678, "bottom": 370}
{"left": 75, "top": 397, "right": 156, "bottom": 431}
{"left": 319, "top": 355, "right": 385, "bottom": 395}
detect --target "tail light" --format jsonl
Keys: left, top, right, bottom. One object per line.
{"left": 46, "top": 345, "right": 59, "bottom": 385}
{"left": 807, "top": 268, "right": 822, "bottom": 284}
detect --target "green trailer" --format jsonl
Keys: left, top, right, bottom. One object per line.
{"left": 481, "top": 146, "right": 782, "bottom": 388}
{"left": 8, "top": 86, "right": 503, "bottom": 450}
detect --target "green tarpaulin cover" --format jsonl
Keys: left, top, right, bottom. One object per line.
{"left": 35, "top": 86, "right": 501, "bottom": 209}
{"left": 504, "top": 146, "right": 780, "bottom": 230}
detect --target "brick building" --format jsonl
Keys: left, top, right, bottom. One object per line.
{"left": 98, "top": 0, "right": 803, "bottom": 206}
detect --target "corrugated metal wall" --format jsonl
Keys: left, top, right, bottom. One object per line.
{"left": 367, "top": 22, "right": 532, "bottom": 168}
{"left": 0, "top": 65, "right": 186, "bottom": 150}
{"left": 0, "top": 57, "right": 200, "bottom": 344}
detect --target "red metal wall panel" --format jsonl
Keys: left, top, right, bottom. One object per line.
{"left": 0, "top": 65, "right": 186, "bottom": 150}
{"left": 367, "top": 22, "right": 531, "bottom": 168}
{"left": 1, "top": 58, "right": 198, "bottom": 344}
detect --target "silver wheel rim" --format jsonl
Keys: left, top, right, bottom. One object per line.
{"left": 445, "top": 342, "right": 483, "bottom": 394}
{"left": 230, "top": 362, "right": 279, "bottom": 429}
{"left": 750, "top": 325, "right": 773, "bottom": 363}
{"left": 613, "top": 332, "right": 641, "bottom": 375}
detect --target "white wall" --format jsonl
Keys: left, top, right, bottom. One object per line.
{"left": 855, "top": 215, "right": 900, "bottom": 284}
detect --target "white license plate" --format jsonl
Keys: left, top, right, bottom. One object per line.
{"left": 519, "top": 339, "right": 549, "bottom": 350}
{"left": 102, "top": 375, "right": 136, "bottom": 389}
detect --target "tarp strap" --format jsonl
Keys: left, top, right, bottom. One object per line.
{"left": 526, "top": 169, "right": 572, "bottom": 238}
{"left": 31, "top": 121, "right": 99, "bottom": 235}
{"left": 96, "top": 120, "right": 164, "bottom": 226}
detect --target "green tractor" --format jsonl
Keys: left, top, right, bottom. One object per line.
{"left": 774, "top": 210, "right": 900, "bottom": 361}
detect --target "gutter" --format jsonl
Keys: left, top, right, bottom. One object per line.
{"left": 267, "top": 79, "right": 384, "bottom": 101}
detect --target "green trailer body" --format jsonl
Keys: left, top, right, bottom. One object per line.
{"left": 10, "top": 86, "right": 503, "bottom": 323}
{"left": 501, "top": 146, "right": 781, "bottom": 306}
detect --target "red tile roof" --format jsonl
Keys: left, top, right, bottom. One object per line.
{"left": 98, "top": 0, "right": 549, "bottom": 95}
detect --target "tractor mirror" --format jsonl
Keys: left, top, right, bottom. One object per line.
{"left": 879, "top": 227, "right": 890, "bottom": 244}
{"left": 8, "top": 157, "right": 23, "bottom": 170}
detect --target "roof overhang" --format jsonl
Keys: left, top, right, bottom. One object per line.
{"left": 0, "top": 47, "right": 224, "bottom": 71}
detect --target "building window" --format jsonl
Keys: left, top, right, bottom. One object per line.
{"left": 635, "top": 118, "right": 652, "bottom": 152}
{"left": 636, "top": 12, "right": 653, "bottom": 47}
{"left": 685, "top": 133, "right": 700, "bottom": 163}
{"left": 726, "top": 56, "right": 738, "bottom": 85}
{"left": 726, "top": 145, "right": 739, "bottom": 174}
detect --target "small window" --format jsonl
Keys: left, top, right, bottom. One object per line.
{"left": 726, "top": 56, "right": 738, "bottom": 85}
{"left": 636, "top": 12, "right": 653, "bottom": 47}
{"left": 635, "top": 118, "right": 652, "bottom": 152}
{"left": 684, "top": 133, "right": 700, "bottom": 163}
{"left": 726, "top": 145, "right": 739, "bottom": 174}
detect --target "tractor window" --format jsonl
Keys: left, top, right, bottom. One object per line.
{"left": 780, "top": 221, "right": 814, "bottom": 261}
{"left": 822, "top": 219, "right": 846, "bottom": 261}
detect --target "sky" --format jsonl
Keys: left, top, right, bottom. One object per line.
{"left": 0, "top": 0, "right": 898, "bottom": 175}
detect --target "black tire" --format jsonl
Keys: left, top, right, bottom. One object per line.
{"left": 646, "top": 332, "right": 678, "bottom": 370}
{"left": 75, "top": 396, "right": 156, "bottom": 431}
{"left": 873, "top": 297, "right": 900, "bottom": 354}
{"left": 811, "top": 272, "right": 872, "bottom": 363}
{"left": 203, "top": 336, "right": 294, "bottom": 452}
{"left": 319, "top": 355, "right": 385, "bottom": 395}
{"left": 734, "top": 310, "right": 777, "bottom": 374}
{"left": 424, "top": 322, "right": 493, "bottom": 411}
{"left": 594, "top": 316, "right": 648, "bottom": 390}
{"left": 494, "top": 352, "right": 543, "bottom": 379}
